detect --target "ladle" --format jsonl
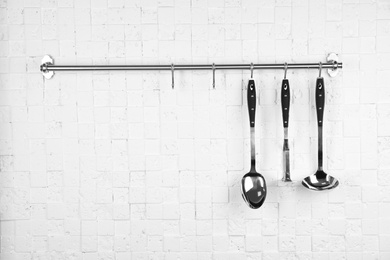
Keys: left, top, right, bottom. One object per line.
{"left": 302, "top": 64, "right": 339, "bottom": 191}
{"left": 241, "top": 74, "right": 267, "bottom": 208}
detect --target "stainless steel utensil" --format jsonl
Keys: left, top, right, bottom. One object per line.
{"left": 281, "top": 64, "right": 291, "bottom": 182}
{"left": 302, "top": 73, "right": 339, "bottom": 191}
{"left": 241, "top": 79, "right": 267, "bottom": 208}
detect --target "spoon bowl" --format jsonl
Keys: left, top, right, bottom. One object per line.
{"left": 241, "top": 172, "right": 267, "bottom": 209}
{"left": 302, "top": 170, "right": 339, "bottom": 191}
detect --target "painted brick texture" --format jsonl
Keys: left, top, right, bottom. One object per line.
{"left": 1, "top": 0, "right": 390, "bottom": 259}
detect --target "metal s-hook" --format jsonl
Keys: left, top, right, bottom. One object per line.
{"left": 318, "top": 62, "right": 322, "bottom": 78}
{"left": 284, "top": 62, "right": 288, "bottom": 79}
{"left": 171, "top": 63, "right": 175, "bottom": 89}
{"left": 250, "top": 63, "right": 254, "bottom": 78}
{"left": 212, "top": 63, "right": 216, "bottom": 89}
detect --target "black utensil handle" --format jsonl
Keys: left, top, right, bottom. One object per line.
{"left": 315, "top": 77, "right": 325, "bottom": 127}
{"left": 281, "top": 79, "right": 290, "bottom": 128}
{"left": 247, "top": 79, "right": 256, "bottom": 127}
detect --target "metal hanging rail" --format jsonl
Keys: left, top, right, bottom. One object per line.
{"left": 40, "top": 53, "right": 342, "bottom": 81}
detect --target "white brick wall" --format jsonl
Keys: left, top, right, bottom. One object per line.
{"left": 0, "top": 0, "right": 390, "bottom": 259}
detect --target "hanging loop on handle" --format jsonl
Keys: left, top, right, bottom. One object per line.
{"left": 284, "top": 62, "right": 288, "bottom": 79}
{"left": 212, "top": 63, "right": 216, "bottom": 89}
{"left": 318, "top": 62, "right": 322, "bottom": 78}
{"left": 171, "top": 63, "right": 175, "bottom": 89}
{"left": 250, "top": 63, "right": 254, "bottom": 78}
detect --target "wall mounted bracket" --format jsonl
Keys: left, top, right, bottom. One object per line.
{"left": 327, "top": 52, "right": 340, "bottom": 77}
{"left": 41, "top": 55, "right": 55, "bottom": 79}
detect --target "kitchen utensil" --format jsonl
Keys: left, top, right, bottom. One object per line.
{"left": 281, "top": 64, "right": 292, "bottom": 182}
{"left": 302, "top": 67, "right": 339, "bottom": 191}
{"left": 241, "top": 78, "right": 267, "bottom": 208}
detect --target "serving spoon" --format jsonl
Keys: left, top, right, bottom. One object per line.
{"left": 302, "top": 71, "right": 339, "bottom": 191}
{"left": 241, "top": 78, "right": 267, "bottom": 208}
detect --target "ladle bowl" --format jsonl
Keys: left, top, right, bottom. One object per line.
{"left": 302, "top": 170, "right": 339, "bottom": 191}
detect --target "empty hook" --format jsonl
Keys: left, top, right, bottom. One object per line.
{"left": 212, "top": 63, "right": 216, "bottom": 89}
{"left": 171, "top": 63, "right": 174, "bottom": 89}
{"left": 250, "top": 63, "right": 254, "bottom": 78}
